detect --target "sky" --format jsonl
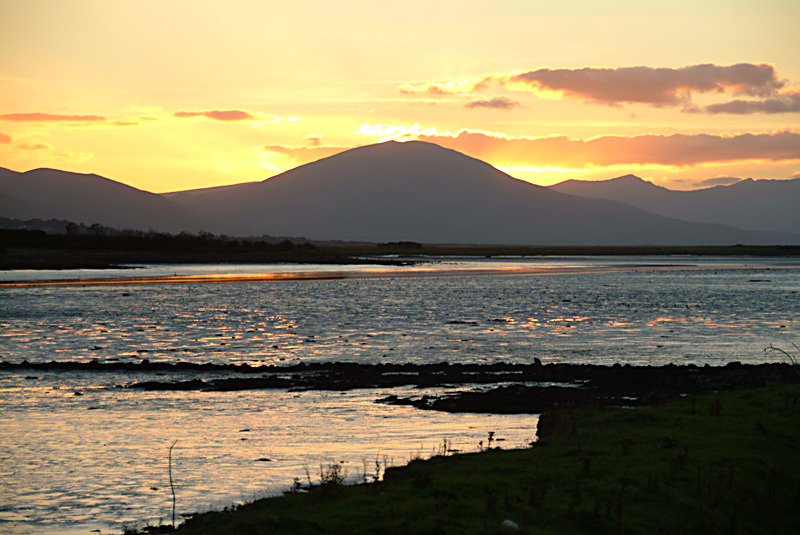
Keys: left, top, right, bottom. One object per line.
{"left": 1, "top": 0, "right": 799, "bottom": 193}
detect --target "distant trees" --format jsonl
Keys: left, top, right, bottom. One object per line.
{"left": 378, "top": 241, "right": 423, "bottom": 249}
{"left": 66, "top": 222, "right": 80, "bottom": 235}
{"left": 88, "top": 223, "right": 105, "bottom": 236}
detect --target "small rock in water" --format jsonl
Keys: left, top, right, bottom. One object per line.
{"left": 501, "top": 519, "right": 519, "bottom": 529}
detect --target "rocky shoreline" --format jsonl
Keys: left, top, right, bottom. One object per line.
{"left": 3, "top": 359, "right": 796, "bottom": 414}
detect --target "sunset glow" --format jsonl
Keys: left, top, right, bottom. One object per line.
{"left": 1, "top": 0, "right": 799, "bottom": 192}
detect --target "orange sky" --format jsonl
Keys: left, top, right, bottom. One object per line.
{"left": 1, "top": 0, "right": 799, "bottom": 193}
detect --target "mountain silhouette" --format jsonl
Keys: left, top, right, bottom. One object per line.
{"left": 165, "top": 141, "right": 798, "bottom": 245}
{"left": 0, "top": 167, "right": 222, "bottom": 234}
{"left": 550, "top": 175, "right": 799, "bottom": 234}
{"left": 4, "top": 143, "right": 798, "bottom": 244}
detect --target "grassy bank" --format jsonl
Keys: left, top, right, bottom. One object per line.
{"left": 131, "top": 383, "right": 800, "bottom": 534}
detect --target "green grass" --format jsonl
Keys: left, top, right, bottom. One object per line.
{"left": 133, "top": 383, "right": 800, "bottom": 534}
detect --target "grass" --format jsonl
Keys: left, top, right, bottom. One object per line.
{"left": 130, "top": 383, "right": 800, "bottom": 534}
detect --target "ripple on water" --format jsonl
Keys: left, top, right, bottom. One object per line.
{"left": 0, "top": 371, "right": 538, "bottom": 534}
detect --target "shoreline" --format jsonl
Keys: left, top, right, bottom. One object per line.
{"left": 126, "top": 382, "right": 800, "bottom": 534}
{"left": 3, "top": 262, "right": 800, "bottom": 287}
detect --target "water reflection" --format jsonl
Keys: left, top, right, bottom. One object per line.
{"left": 0, "top": 371, "right": 537, "bottom": 534}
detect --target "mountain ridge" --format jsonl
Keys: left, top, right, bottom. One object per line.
{"left": 3, "top": 142, "right": 799, "bottom": 244}
{"left": 165, "top": 141, "right": 799, "bottom": 245}
{"left": 549, "top": 174, "right": 799, "bottom": 234}
{"left": 0, "top": 167, "right": 227, "bottom": 234}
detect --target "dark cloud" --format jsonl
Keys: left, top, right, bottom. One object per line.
{"left": 174, "top": 110, "right": 254, "bottom": 121}
{"left": 414, "top": 130, "right": 800, "bottom": 168}
{"left": 399, "top": 63, "right": 787, "bottom": 109}
{"left": 464, "top": 97, "right": 520, "bottom": 110}
{"left": 508, "top": 64, "right": 783, "bottom": 106}
{"left": 704, "top": 92, "right": 800, "bottom": 114}
{"left": 0, "top": 113, "right": 105, "bottom": 122}
{"left": 0, "top": 132, "right": 10, "bottom": 143}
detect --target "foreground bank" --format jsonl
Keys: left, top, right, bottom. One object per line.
{"left": 128, "top": 382, "right": 800, "bottom": 535}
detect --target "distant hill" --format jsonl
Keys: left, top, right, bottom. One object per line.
{"left": 549, "top": 175, "right": 800, "bottom": 234}
{"left": 4, "top": 144, "right": 799, "bottom": 245}
{"left": 165, "top": 141, "right": 799, "bottom": 245}
{"left": 0, "top": 167, "right": 223, "bottom": 234}
{"left": 161, "top": 181, "right": 259, "bottom": 198}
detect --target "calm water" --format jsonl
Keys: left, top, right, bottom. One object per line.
{"left": 1, "top": 257, "right": 799, "bottom": 534}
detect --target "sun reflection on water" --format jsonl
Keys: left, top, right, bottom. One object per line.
{"left": 1, "top": 263, "right": 799, "bottom": 533}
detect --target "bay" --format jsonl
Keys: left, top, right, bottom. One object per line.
{"left": 1, "top": 256, "right": 798, "bottom": 534}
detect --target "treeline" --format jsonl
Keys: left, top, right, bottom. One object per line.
{"left": 0, "top": 223, "right": 346, "bottom": 269}
{"left": 0, "top": 227, "right": 314, "bottom": 252}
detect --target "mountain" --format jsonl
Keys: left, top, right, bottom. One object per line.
{"left": 549, "top": 175, "right": 800, "bottom": 234}
{"left": 162, "top": 181, "right": 259, "bottom": 198}
{"left": 0, "top": 167, "right": 224, "bottom": 234}
{"left": 165, "top": 141, "right": 799, "bottom": 245}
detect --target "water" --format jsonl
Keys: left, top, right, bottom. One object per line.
{"left": 1, "top": 257, "right": 799, "bottom": 534}
{"left": 3, "top": 258, "right": 798, "bottom": 367}
{"left": 0, "top": 371, "right": 535, "bottom": 535}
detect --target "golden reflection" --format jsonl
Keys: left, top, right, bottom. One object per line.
{"left": 608, "top": 320, "right": 634, "bottom": 327}
{"left": 5, "top": 264, "right": 798, "bottom": 288}
{"left": 548, "top": 316, "right": 589, "bottom": 323}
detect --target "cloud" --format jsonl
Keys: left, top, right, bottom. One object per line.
{"left": 464, "top": 97, "right": 520, "bottom": 110}
{"left": 399, "top": 63, "right": 786, "bottom": 109}
{"left": 305, "top": 134, "right": 323, "bottom": 146}
{"left": 398, "top": 79, "right": 487, "bottom": 97}
{"left": 0, "top": 112, "right": 105, "bottom": 122}
{"left": 55, "top": 150, "right": 94, "bottom": 163}
{"left": 260, "top": 144, "right": 349, "bottom": 164}
{"left": 704, "top": 91, "right": 800, "bottom": 114}
{"left": 412, "top": 129, "right": 800, "bottom": 168}
{"left": 0, "top": 132, "right": 10, "bottom": 143}
{"left": 508, "top": 64, "right": 783, "bottom": 106}
{"left": 17, "top": 142, "right": 50, "bottom": 151}
{"left": 693, "top": 176, "right": 743, "bottom": 187}
{"left": 174, "top": 110, "right": 255, "bottom": 121}
{"left": 355, "top": 123, "right": 431, "bottom": 141}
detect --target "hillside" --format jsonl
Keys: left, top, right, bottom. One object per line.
{"left": 550, "top": 175, "right": 800, "bottom": 234}
{"left": 166, "top": 141, "right": 799, "bottom": 245}
{"left": 0, "top": 167, "right": 224, "bottom": 234}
